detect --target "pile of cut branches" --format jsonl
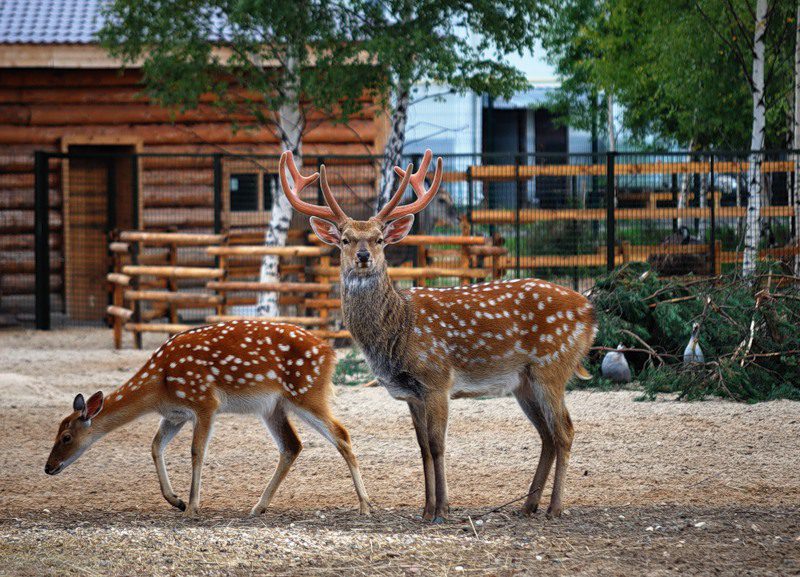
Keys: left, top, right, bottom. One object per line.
{"left": 586, "top": 263, "right": 800, "bottom": 402}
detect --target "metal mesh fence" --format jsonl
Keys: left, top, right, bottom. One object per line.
{"left": 1, "top": 149, "right": 797, "bottom": 327}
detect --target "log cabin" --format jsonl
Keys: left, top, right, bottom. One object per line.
{"left": 0, "top": 0, "right": 389, "bottom": 323}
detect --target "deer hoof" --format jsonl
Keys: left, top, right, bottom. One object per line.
{"left": 431, "top": 515, "right": 447, "bottom": 524}
{"left": 545, "top": 505, "right": 562, "bottom": 519}
{"left": 249, "top": 505, "right": 267, "bottom": 517}
{"left": 522, "top": 503, "right": 538, "bottom": 516}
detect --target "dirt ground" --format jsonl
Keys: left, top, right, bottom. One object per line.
{"left": 0, "top": 328, "right": 798, "bottom": 576}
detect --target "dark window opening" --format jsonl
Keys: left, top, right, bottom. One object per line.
{"left": 230, "top": 173, "right": 258, "bottom": 211}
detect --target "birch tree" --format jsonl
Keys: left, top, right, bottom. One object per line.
{"left": 337, "top": 1, "right": 539, "bottom": 209}
{"left": 742, "top": 0, "right": 769, "bottom": 277}
{"left": 100, "top": 0, "right": 383, "bottom": 315}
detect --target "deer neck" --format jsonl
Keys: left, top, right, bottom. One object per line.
{"left": 91, "top": 381, "right": 159, "bottom": 439}
{"left": 341, "top": 264, "right": 410, "bottom": 355}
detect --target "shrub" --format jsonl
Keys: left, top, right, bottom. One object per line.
{"left": 588, "top": 263, "right": 800, "bottom": 402}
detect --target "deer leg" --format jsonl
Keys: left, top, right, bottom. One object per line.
{"left": 290, "top": 405, "right": 371, "bottom": 515}
{"left": 186, "top": 412, "right": 215, "bottom": 516}
{"left": 424, "top": 390, "right": 450, "bottom": 523}
{"left": 407, "top": 400, "right": 436, "bottom": 521}
{"left": 151, "top": 418, "right": 187, "bottom": 511}
{"left": 513, "top": 382, "right": 556, "bottom": 516}
{"left": 547, "top": 401, "right": 574, "bottom": 519}
{"left": 249, "top": 404, "right": 303, "bottom": 517}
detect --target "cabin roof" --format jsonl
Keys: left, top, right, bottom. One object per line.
{"left": 0, "top": 0, "right": 107, "bottom": 45}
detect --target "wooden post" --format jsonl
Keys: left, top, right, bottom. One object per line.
{"left": 167, "top": 241, "right": 178, "bottom": 324}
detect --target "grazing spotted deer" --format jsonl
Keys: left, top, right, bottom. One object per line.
{"left": 280, "top": 149, "right": 597, "bottom": 521}
{"left": 44, "top": 321, "right": 371, "bottom": 517}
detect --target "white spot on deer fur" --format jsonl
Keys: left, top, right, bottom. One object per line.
{"left": 175, "top": 390, "right": 186, "bottom": 399}
{"left": 267, "top": 370, "right": 277, "bottom": 380}
{"left": 278, "top": 344, "right": 291, "bottom": 352}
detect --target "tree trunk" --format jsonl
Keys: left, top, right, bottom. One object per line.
{"left": 257, "top": 59, "right": 304, "bottom": 317}
{"left": 794, "top": 0, "right": 800, "bottom": 274}
{"left": 377, "top": 83, "right": 411, "bottom": 212}
{"left": 676, "top": 141, "right": 695, "bottom": 229}
{"left": 606, "top": 92, "right": 616, "bottom": 152}
{"left": 698, "top": 171, "right": 708, "bottom": 239}
{"left": 742, "top": 0, "right": 768, "bottom": 278}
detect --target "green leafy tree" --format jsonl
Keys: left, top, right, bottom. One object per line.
{"left": 334, "top": 0, "right": 540, "bottom": 206}
{"left": 539, "top": 0, "right": 795, "bottom": 150}
{"left": 99, "top": 0, "right": 385, "bottom": 315}
{"left": 539, "top": 0, "right": 795, "bottom": 277}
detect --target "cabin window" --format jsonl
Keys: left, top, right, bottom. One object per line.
{"left": 230, "top": 173, "right": 259, "bottom": 212}
{"left": 224, "top": 169, "right": 276, "bottom": 227}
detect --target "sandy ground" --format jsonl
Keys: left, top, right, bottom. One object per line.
{"left": 0, "top": 328, "right": 798, "bottom": 576}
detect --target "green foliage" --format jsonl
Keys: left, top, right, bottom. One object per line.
{"left": 590, "top": 264, "right": 800, "bottom": 402}
{"left": 332, "top": 348, "right": 373, "bottom": 386}
{"left": 538, "top": 0, "right": 797, "bottom": 149}
{"left": 338, "top": 0, "right": 540, "bottom": 101}
{"left": 100, "top": 0, "right": 541, "bottom": 136}
{"left": 99, "top": 0, "right": 387, "bottom": 135}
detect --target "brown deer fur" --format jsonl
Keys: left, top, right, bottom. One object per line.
{"left": 280, "top": 149, "right": 597, "bottom": 521}
{"left": 44, "top": 321, "right": 371, "bottom": 517}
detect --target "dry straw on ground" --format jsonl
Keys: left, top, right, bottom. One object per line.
{"left": 1, "top": 328, "right": 798, "bottom": 576}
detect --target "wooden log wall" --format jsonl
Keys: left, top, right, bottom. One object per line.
{"left": 0, "top": 68, "right": 389, "bottom": 320}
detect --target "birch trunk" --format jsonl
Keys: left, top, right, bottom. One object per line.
{"left": 377, "top": 83, "right": 411, "bottom": 211}
{"left": 676, "top": 142, "right": 694, "bottom": 229}
{"left": 698, "top": 171, "right": 708, "bottom": 239}
{"left": 742, "top": 0, "right": 768, "bottom": 278}
{"left": 794, "top": 0, "right": 800, "bottom": 274}
{"left": 606, "top": 92, "right": 616, "bottom": 152}
{"left": 257, "top": 58, "right": 304, "bottom": 316}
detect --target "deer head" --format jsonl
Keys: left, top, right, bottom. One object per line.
{"left": 279, "top": 149, "right": 443, "bottom": 281}
{"left": 45, "top": 392, "right": 104, "bottom": 475}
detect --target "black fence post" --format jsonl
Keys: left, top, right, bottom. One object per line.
{"left": 709, "top": 154, "right": 716, "bottom": 276}
{"left": 213, "top": 153, "right": 223, "bottom": 234}
{"left": 34, "top": 151, "right": 51, "bottom": 330}
{"left": 515, "top": 154, "right": 522, "bottom": 279}
{"left": 606, "top": 152, "right": 616, "bottom": 272}
{"left": 466, "top": 164, "right": 473, "bottom": 235}
{"left": 131, "top": 154, "right": 139, "bottom": 229}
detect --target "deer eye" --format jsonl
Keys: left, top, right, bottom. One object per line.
{"left": 342, "top": 238, "right": 350, "bottom": 245}
{"left": 376, "top": 238, "right": 383, "bottom": 244}
{"left": 62, "top": 433, "right": 73, "bottom": 444}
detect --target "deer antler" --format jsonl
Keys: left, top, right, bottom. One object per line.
{"left": 279, "top": 151, "right": 348, "bottom": 222}
{"left": 377, "top": 149, "right": 443, "bottom": 222}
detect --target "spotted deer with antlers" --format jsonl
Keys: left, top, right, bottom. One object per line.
{"left": 280, "top": 149, "right": 597, "bottom": 522}
{"left": 44, "top": 321, "right": 371, "bottom": 516}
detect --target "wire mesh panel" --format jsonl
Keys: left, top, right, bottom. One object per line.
{"left": 613, "top": 152, "right": 715, "bottom": 279}
{"left": 713, "top": 150, "right": 799, "bottom": 275}
{"left": 15, "top": 148, "right": 800, "bottom": 330}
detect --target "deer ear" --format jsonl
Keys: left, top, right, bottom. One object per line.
{"left": 73, "top": 394, "right": 85, "bottom": 413}
{"left": 383, "top": 214, "right": 414, "bottom": 244}
{"left": 82, "top": 391, "right": 104, "bottom": 421}
{"left": 309, "top": 216, "right": 341, "bottom": 246}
